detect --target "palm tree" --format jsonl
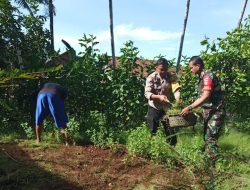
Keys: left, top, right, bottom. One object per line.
{"left": 14, "top": 0, "right": 35, "bottom": 17}
{"left": 176, "top": 0, "right": 191, "bottom": 73}
{"left": 109, "top": 0, "right": 116, "bottom": 69}
{"left": 238, "top": 0, "right": 248, "bottom": 28}
{"left": 14, "top": 0, "right": 55, "bottom": 51}
{"left": 48, "top": 0, "right": 55, "bottom": 51}
{"left": 40, "top": 0, "right": 56, "bottom": 51}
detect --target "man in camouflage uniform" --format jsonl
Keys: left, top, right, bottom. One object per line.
{"left": 180, "top": 56, "right": 224, "bottom": 165}
{"left": 145, "top": 58, "right": 181, "bottom": 146}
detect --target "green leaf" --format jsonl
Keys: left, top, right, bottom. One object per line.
{"left": 200, "top": 39, "right": 208, "bottom": 45}
{"left": 211, "top": 43, "right": 216, "bottom": 52}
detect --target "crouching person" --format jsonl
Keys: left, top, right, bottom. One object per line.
{"left": 35, "top": 83, "right": 69, "bottom": 145}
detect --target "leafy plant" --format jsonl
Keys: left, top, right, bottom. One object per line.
{"left": 105, "top": 40, "right": 147, "bottom": 129}
{"left": 66, "top": 117, "right": 80, "bottom": 143}
{"left": 175, "top": 132, "right": 203, "bottom": 167}
{"left": 127, "top": 124, "right": 151, "bottom": 157}
{"left": 86, "top": 111, "right": 113, "bottom": 147}
{"left": 200, "top": 16, "right": 250, "bottom": 118}
{"left": 149, "top": 129, "right": 174, "bottom": 163}
{"left": 20, "top": 122, "right": 34, "bottom": 139}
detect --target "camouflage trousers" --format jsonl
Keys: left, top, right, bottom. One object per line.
{"left": 203, "top": 108, "right": 225, "bottom": 162}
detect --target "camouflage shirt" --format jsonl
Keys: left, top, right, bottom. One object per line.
{"left": 197, "top": 70, "right": 223, "bottom": 109}
{"left": 145, "top": 71, "right": 180, "bottom": 110}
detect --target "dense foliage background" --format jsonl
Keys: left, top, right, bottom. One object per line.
{"left": 0, "top": 1, "right": 249, "bottom": 135}
{"left": 1, "top": 2, "right": 250, "bottom": 189}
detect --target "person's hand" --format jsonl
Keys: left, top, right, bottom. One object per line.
{"left": 159, "top": 95, "right": 170, "bottom": 103}
{"left": 180, "top": 106, "right": 189, "bottom": 116}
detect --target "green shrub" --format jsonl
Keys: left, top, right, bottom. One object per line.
{"left": 42, "top": 120, "right": 62, "bottom": 143}
{"left": 66, "top": 117, "right": 80, "bottom": 143}
{"left": 234, "top": 118, "right": 250, "bottom": 132}
{"left": 20, "top": 122, "right": 34, "bottom": 139}
{"left": 127, "top": 124, "right": 151, "bottom": 157}
{"left": 175, "top": 132, "right": 203, "bottom": 167}
{"left": 127, "top": 124, "right": 176, "bottom": 165}
{"left": 149, "top": 129, "right": 173, "bottom": 162}
{"left": 86, "top": 111, "right": 114, "bottom": 147}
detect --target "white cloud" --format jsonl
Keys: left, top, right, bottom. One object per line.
{"left": 53, "top": 26, "right": 184, "bottom": 59}
{"left": 96, "top": 31, "right": 110, "bottom": 42}
{"left": 96, "top": 24, "right": 181, "bottom": 42}
{"left": 54, "top": 25, "right": 182, "bottom": 48}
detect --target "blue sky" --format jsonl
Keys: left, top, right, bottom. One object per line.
{"left": 52, "top": 0, "right": 249, "bottom": 60}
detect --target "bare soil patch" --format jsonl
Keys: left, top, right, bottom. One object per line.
{"left": 0, "top": 141, "right": 204, "bottom": 190}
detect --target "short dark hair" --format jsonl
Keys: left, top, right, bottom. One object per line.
{"left": 156, "top": 58, "right": 168, "bottom": 67}
{"left": 189, "top": 56, "right": 204, "bottom": 68}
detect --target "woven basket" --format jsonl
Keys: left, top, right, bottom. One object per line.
{"left": 162, "top": 112, "right": 197, "bottom": 128}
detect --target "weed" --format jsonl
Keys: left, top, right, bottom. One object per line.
{"left": 20, "top": 122, "right": 34, "bottom": 139}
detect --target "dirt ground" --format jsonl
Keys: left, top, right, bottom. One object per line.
{"left": 0, "top": 141, "right": 204, "bottom": 190}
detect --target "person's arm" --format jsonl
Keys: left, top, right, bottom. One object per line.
{"left": 173, "top": 89, "right": 181, "bottom": 103}
{"left": 180, "top": 74, "right": 214, "bottom": 116}
{"left": 180, "top": 90, "right": 211, "bottom": 116}
{"left": 150, "top": 94, "right": 170, "bottom": 103}
{"left": 171, "top": 82, "right": 181, "bottom": 103}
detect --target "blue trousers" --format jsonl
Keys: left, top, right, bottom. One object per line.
{"left": 36, "top": 93, "right": 68, "bottom": 128}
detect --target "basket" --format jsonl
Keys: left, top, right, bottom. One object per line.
{"left": 162, "top": 112, "right": 197, "bottom": 128}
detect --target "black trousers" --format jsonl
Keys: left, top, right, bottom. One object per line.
{"left": 147, "top": 106, "right": 177, "bottom": 146}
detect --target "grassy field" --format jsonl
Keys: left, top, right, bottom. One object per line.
{"left": 175, "top": 125, "right": 250, "bottom": 190}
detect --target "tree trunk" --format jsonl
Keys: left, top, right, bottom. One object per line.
{"left": 176, "top": 0, "right": 191, "bottom": 73}
{"left": 49, "top": 0, "right": 54, "bottom": 51}
{"left": 238, "top": 0, "right": 248, "bottom": 28}
{"left": 109, "top": 0, "right": 116, "bottom": 69}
